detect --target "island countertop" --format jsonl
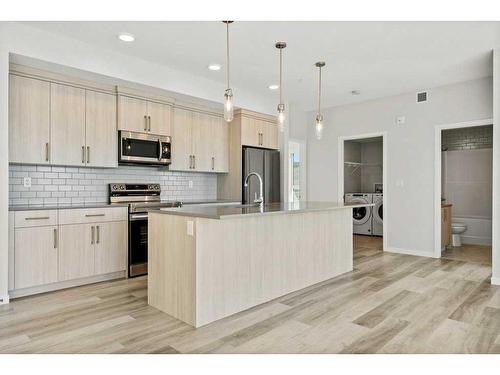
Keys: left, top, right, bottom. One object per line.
{"left": 155, "top": 201, "right": 374, "bottom": 220}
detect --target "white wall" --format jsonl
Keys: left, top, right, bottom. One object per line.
{"left": 0, "top": 25, "right": 9, "bottom": 303}
{"left": 493, "top": 49, "right": 500, "bottom": 284}
{"left": 307, "top": 77, "right": 492, "bottom": 256}
{"left": 360, "top": 141, "right": 383, "bottom": 192}
{"left": 344, "top": 141, "right": 361, "bottom": 193}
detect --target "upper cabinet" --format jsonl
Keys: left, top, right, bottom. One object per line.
{"left": 170, "top": 106, "right": 228, "bottom": 173}
{"left": 50, "top": 83, "right": 86, "bottom": 166}
{"left": 118, "top": 95, "right": 172, "bottom": 136}
{"left": 241, "top": 115, "right": 278, "bottom": 150}
{"left": 85, "top": 90, "right": 118, "bottom": 168}
{"left": 9, "top": 68, "right": 118, "bottom": 168}
{"left": 9, "top": 75, "right": 50, "bottom": 164}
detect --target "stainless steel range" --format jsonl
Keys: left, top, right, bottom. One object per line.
{"left": 109, "top": 183, "right": 181, "bottom": 277}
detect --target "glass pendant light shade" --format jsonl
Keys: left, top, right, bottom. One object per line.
{"left": 277, "top": 103, "right": 285, "bottom": 132}
{"left": 224, "top": 88, "right": 234, "bottom": 122}
{"left": 315, "top": 114, "right": 323, "bottom": 140}
{"left": 275, "top": 42, "right": 287, "bottom": 132}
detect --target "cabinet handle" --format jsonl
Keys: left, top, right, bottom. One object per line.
{"left": 53, "top": 228, "right": 57, "bottom": 249}
{"left": 91, "top": 226, "right": 95, "bottom": 244}
{"left": 144, "top": 115, "right": 148, "bottom": 131}
{"left": 87, "top": 146, "right": 90, "bottom": 164}
{"left": 82, "top": 146, "right": 85, "bottom": 164}
{"left": 25, "top": 216, "right": 50, "bottom": 220}
{"left": 148, "top": 116, "right": 152, "bottom": 132}
{"left": 85, "top": 213, "right": 105, "bottom": 217}
{"left": 212, "top": 156, "right": 215, "bottom": 170}
{"left": 189, "top": 155, "right": 192, "bottom": 169}
{"left": 96, "top": 225, "right": 100, "bottom": 244}
{"left": 193, "top": 155, "right": 196, "bottom": 169}
{"left": 45, "top": 143, "right": 49, "bottom": 162}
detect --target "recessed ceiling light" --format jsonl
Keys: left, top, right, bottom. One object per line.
{"left": 351, "top": 90, "right": 361, "bottom": 95}
{"left": 208, "top": 64, "right": 222, "bottom": 71}
{"left": 268, "top": 84, "right": 279, "bottom": 90}
{"left": 118, "top": 33, "right": 135, "bottom": 42}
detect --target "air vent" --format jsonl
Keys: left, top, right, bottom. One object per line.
{"left": 417, "top": 91, "right": 427, "bottom": 103}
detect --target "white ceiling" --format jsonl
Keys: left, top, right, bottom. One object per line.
{"left": 23, "top": 21, "right": 500, "bottom": 110}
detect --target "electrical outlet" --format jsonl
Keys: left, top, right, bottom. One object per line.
{"left": 23, "top": 177, "right": 32, "bottom": 188}
{"left": 188, "top": 180, "right": 193, "bottom": 189}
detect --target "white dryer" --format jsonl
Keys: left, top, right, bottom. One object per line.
{"left": 372, "top": 193, "right": 383, "bottom": 236}
{"left": 345, "top": 193, "right": 373, "bottom": 235}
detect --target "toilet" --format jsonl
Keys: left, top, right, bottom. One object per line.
{"left": 451, "top": 222, "right": 467, "bottom": 247}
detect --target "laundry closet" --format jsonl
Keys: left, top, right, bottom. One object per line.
{"left": 343, "top": 137, "right": 383, "bottom": 237}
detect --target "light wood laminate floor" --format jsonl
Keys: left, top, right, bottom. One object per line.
{"left": 442, "top": 244, "right": 492, "bottom": 265}
{"left": 1, "top": 235, "right": 499, "bottom": 354}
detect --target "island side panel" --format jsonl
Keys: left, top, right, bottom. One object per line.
{"left": 148, "top": 212, "right": 196, "bottom": 326}
{"left": 195, "top": 209, "right": 353, "bottom": 327}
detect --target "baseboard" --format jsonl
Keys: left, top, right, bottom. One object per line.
{"left": 461, "top": 235, "right": 492, "bottom": 246}
{"left": 9, "top": 271, "right": 126, "bottom": 299}
{"left": 491, "top": 277, "right": 500, "bottom": 286}
{"left": 0, "top": 294, "right": 9, "bottom": 304}
{"left": 385, "top": 247, "right": 437, "bottom": 258}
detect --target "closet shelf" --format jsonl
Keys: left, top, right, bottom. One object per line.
{"left": 344, "top": 161, "right": 382, "bottom": 175}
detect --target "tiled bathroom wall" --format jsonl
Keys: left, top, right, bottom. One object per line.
{"left": 442, "top": 125, "right": 493, "bottom": 151}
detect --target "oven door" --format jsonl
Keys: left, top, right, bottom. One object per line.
{"left": 128, "top": 213, "right": 149, "bottom": 277}
{"left": 119, "top": 131, "right": 171, "bottom": 165}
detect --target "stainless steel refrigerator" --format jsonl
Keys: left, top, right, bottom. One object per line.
{"left": 242, "top": 147, "right": 281, "bottom": 204}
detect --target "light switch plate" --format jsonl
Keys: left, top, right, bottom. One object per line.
{"left": 396, "top": 116, "right": 406, "bottom": 125}
{"left": 23, "top": 177, "right": 32, "bottom": 188}
{"left": 187, "top": 220, "right": 194, "bottom": 236}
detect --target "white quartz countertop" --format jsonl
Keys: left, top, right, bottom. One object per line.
{"left": 153, "top": 201, "right": 374, "bottom": 220}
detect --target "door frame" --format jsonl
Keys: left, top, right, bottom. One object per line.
{"left": 338, "top": 131, "right": 387, "bottom": 252}
{"left": 434, "top": 118, "right": 494, "bottom": 258}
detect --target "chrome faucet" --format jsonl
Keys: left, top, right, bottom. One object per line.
{"left": 244, "top": 172, "right": 264, "bottom": 206}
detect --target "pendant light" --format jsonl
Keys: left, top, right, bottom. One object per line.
{"left": 275, "top": 41, "right": 287, "bottom": 132}
{"left": 223, "top": 21, "right": 234, "bottom": 122}
{"left": 314, "top": 61, "right": 326, "bottom": 140}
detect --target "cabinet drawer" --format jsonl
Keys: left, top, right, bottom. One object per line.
{"left": 58, "top": 207, "right": 128, "bottom": 225}
{"left": 14, "top": 210, "right": 58, "bottom": 228}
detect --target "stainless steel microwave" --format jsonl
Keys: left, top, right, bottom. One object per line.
{"left": 118, "top": 131, "right": 171, "bottom": 166}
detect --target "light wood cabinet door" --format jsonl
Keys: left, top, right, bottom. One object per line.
{"left": 95, "top": 221, "right": 127, "bottom": 275}
{"left": 171, "top": 107, "right": 193, "bottom": 171}
{"left": 58, "top": 224, "right": 95, "bottom": 281}
{"left": 147, "top": 101, "right": 172, "bottom": 136}
{"left": 212, "top": 115, "right": 229, "bottom": 172}
{"left": 192, "top": 112, "right": 213, "bottom": 172}
{"left": 85, "top": 90, "right": 117, "bottom": 168}
{"left": 50, "top": 83, "right": 86, "bottom": 166}
{"left": 118, "top": 95, "right": 148, "bottom": 133}
{"left": 9, "top": 75, "right": 50, "bottom": 164}
{"left": 260, "top": 120, "right": 279, "bottom": 150}
{"left": 14, "top": 226, "right": 58, "bottom": 289}
{"left": 241, "top": 117, "right": 260, "bottom": 147}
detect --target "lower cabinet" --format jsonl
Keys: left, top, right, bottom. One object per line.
{"left": 14, "top": 226, "right": 58, "bottom": 289}
{"left": 10, "top": 207, "right": 128, "bottom": 297}
{"left": 95, "top": 221, "right": 128, "bottom": 274}
{"left": 58, "top": 224, "right": 95, "bottom": 281}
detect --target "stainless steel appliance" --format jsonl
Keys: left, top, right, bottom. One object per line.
{"left": 242, "top": 147, "right": 280, "bottom": 204}
{"left": 109, "top": 183, "right": 181, "bottom": 277}
{"left": 118, "top": 131, "right": 171, "bottom": 166}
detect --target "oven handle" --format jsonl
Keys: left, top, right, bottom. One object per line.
{"left": 129, "top": 213, "right": 149, "bottom": 221}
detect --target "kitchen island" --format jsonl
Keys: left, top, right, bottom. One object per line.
{"left": 148, "top": 201, "right": 372, "bottom": 327}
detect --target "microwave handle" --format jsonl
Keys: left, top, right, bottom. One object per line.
{"left": 158, "top": 138, "right": 162, "bottom": 161}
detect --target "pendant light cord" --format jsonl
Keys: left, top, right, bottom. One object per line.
{"left": 279, "top": 48, "right": 283, "bottom": 104}
{"left": 226, "top": 22, "right": 230, "bottom": 90}
{"left": 318, "top": 65, "right": 322, "bottom": 115}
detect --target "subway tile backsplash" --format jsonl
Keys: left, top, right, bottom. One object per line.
{"left": 442, "top": 125, "right": 493, "bottom": 151}
{"left": 9, "top": 164, "right": 217, "bottom": 206}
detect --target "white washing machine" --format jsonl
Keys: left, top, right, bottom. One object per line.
{"left": 372, "top": 193, "right": 383, "bottom": 236}
{"left": 345, "top": 193, "right": 373, "bottom": 235}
